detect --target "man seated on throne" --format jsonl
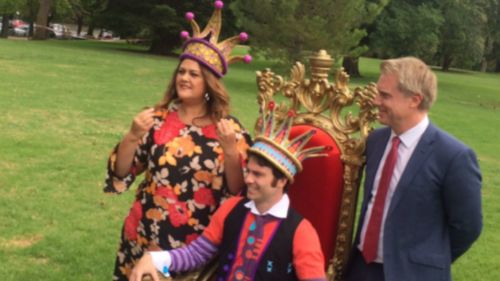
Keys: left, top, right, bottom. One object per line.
{"left": 130, "top": 104, "right": 327, "bottom": 281}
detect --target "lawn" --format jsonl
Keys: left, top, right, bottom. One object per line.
{"left": 0, "top": 39, "right": 498, "bottom": 281}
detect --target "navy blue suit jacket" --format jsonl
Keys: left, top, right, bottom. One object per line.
{"left": 354, "top": 123, "right": 482, "bottom": 281}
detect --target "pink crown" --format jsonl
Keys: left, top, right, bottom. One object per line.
{"left": 248, "top": 101, "right": 328, "bottom": 182}
{"left": 179, "top": 0, "right": 252, "bottom": 77}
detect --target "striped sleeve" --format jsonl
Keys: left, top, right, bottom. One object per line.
{"left": 169, "top": 197, "right": 245, "bottom": 272}
{"left": 169, "top": 235, "right": 218, "bottom": 272}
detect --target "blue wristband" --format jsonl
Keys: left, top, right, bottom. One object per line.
{"left": 162, "top": 265, "right": 170, "bottom": 277}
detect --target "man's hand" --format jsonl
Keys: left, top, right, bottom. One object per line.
{"left": 130, "top": 253, "right": 160, "bottom": 281}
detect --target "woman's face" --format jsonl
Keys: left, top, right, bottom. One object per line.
{"left": 175, "top": 59, "right": 207, "bottom": 104}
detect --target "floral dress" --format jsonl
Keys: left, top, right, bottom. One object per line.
{"left": 104, "top": 108, "right": 252, "bottom": 280}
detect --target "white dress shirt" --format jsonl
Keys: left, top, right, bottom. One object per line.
{"left": 244, "top": 193, "right": 290, "bottom": 218}
{"left": 359, "top": 116, "right": 429, "bottom": 262}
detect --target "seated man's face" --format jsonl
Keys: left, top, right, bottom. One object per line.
{"left": 244, "top": 157, "right": 285, "bottom": 205}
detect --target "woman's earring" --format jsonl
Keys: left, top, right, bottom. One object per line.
{"left": 205, "top": 92, "right": 210, "bottom": 102}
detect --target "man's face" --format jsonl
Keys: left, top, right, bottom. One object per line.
{"left": 244, "top": 157, "right": 285, "bottom": 205}
{"left": 374, "top": 73, "right": 419, "bottom": 130}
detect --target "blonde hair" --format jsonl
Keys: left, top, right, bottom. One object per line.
{"left": 155, "top": 60, "right": 230, "bottom": 122}
{"left": 380, "top": 57, "right": 437, "bottom": 110}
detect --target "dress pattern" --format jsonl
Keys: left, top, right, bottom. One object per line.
{"left": 104, "top": 108, "right": 251, "bottom": 280}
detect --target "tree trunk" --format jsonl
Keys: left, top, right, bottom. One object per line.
{"left": 480, "top": 59, "right": 488, "bottom": 72}
{"left": 76, "top": 15, "right": 83, "bottom": 36}
{"left": 441, "top": 54, "right": 453, "bottom": 71}
{"left": 87, "top": 23, "right": 95, "bottom": 38}
{"left": 0, "top": 14, "right": 10, "bottom": 38}
{"left": 25, "top": 0, "right": 38, "bottom": 37}
{"left": 149, "top": 35, "right": 179, "bottom": 56}
{"left": 495, "top": 58, "right": 500, "bottom": 72}
{"left": 29, "top": 22, "right": 35, "bottom": 37}
{"left": 480, "top": 37, "right": 491, "bottom": 72}
{"left": 33, "top": 0, "right": 53, "bottom": 40}
{"left": 342, "top": 56, "right": 361, "bottom": 77}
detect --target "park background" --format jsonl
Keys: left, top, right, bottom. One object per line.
{"left": 1, "top": 0, "right": 500, "bottom": 280}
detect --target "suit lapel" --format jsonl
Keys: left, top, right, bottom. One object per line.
{"left": 364, "top": 128, "right": 391, "bottom": 202}
{"left": 387, "top": 124, "right": 437, "bottom": 217}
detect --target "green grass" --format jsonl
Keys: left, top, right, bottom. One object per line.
{"left": 0, "top": 39, "right": 499, "bottom": 280}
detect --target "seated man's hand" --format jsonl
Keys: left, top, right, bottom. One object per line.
{"left": 130, "top": 253, "right": 160, "bottom": 281}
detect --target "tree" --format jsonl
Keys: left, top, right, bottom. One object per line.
{"left": 231, "top": 0, "right": 389, "bottom": 71}
{"left": 437, "top": 0, "right": 488, "bottom": 71}
{"left": 33, "top": 0, "right": 53, "bottom": 40}
{"left": 21, "top": 0, "right": 39, "bottom": 37}
{"left": 49, "top": 0, "right": 73, "bottom": 25}
{"left": 99, "top": 0, "right": 238, "bottom": 55}
{"left": 480, "top": 0, "right": 500, "bottom": 72}
{"left": 339, "top": 0, "right": 390, "bottom": 77}
{"left": 0, "top": 0, "right": 23, "bottom": 38}
{"left": 65, "top": 0, "right": 107, "bottom": 37}
{"left": 369, "top": 0, "right": 493, "bottom": 71}
{"left": 71, "top": 0, "right": 91, "bottom": 36}
{"left": 370, "top": 1, "right": 443, "bottom": 63}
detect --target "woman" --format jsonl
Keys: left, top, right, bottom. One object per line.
{"left": 104, "top": 57, "right": 251, "bottom": 280}
{"left": 104, "top": 2, "right": 253, "bottom": 278}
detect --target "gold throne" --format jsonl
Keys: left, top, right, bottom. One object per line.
{"left": 148, "top": 49, "right": 377, "bottom": 281}
{"left": 254, "top": 50, "right": 377, "bottom": 280}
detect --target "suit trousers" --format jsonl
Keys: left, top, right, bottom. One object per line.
{"left": 344, "top": 249, "right": 385, "bottom": 281}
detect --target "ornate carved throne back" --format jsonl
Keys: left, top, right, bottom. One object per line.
{"left": 255, "top": 50, "right": 377, "bottom": 281}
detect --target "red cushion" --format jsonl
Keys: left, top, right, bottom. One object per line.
{"left": 288, "top": 125, "right": 344, "bottom": 266}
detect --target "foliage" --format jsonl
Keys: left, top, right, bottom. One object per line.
{"left": 231, "top": 0, "right": 389, "bottom": 66}
{"left": 49, "top": 0, "right": 73, "bottom": 22}
{"left": 437, "top": 0, "right": 488, "bottom": 70}
{"left": 480, "top": 0, "right": 500, "bottom": 71}
{"left": 99, "top": 0, "right": 238, "bottom": 55}
{"left": 63, "top": 0, "right": 107, "bottom": 35}
{"left": 0, "top": 0, "right": 22, "bottom": 37}
{"left": 370, "top": 2, "right": 443, "bottom": 62}
{"left": 18, "top": 0, "right": 38, "bottom": 24}
{"left": 0, "top": 0, "right": 21, "bottom": 13}
{"left": 0, "top": 0, "right": 26, "bottom": 29}
{"left": 368, "top": 0, "right": 500, "bottom": 71}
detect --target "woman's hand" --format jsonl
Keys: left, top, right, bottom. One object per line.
{"left": 129, "top": 253, "right": 160, "bottom": 281}
{"left": 115, "top": 108, "right": 155, "bottom": 178}
{"left": 129, "top": 108, "right": 155, "bottom": 142}
{"left": 217, "top": 118, "right": 245, "bottom": 195}
{"left": 216, "top": 118, "right": 238, "bottom": 155}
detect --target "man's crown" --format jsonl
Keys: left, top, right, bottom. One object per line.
{"left": 248, "top": 101, "right": 328, "bottom": 182}
{"left": 179, "top": 0, "right": 252, "bottom": 77}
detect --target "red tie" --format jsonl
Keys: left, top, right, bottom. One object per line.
{"left": 362, "top": 136, "right": 401, "bottom": 263}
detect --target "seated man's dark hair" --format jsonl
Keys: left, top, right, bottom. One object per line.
{"left": 247, "top": 151, "right": 290, "bottom": 192}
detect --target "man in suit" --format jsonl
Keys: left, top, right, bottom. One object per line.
{"left": 344, "top": 57, "right": 482, "bottom": 281}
